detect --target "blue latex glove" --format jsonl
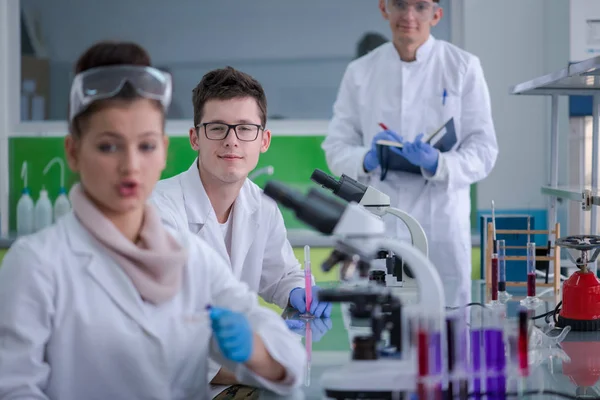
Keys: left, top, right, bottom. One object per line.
{"left": 289, "top": 286, "right": 332, "bottom": 318}
{"left": 285, "top": 318, "right": 333, "bottom": 342}
{"left": 394, "top": 133, "right": 439, "bottom": 174}
{"left": 208, "top": 306, "right": 253, "bottom": 363}
{"left": 364, "top": 130, "right": 404, "bottom": 172}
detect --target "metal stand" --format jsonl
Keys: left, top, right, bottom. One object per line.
{"left": 511, "top": 55, "right": 600, "bottom": 236}
{"left": 485, "top": 222, "right": 561, "bottom": 296}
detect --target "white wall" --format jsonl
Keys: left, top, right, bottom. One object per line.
{"left": 21, "top": 0, "right": 451, "bottom": 120}
{"left": 461, "top": 0, "right": 570, "bottom": 212}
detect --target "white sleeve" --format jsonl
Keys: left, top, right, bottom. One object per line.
{"left": 423, "top": 56, "right": 499, "bottom": 189}
{"left": 0, "top": 240, "right": 53, "bottom": 399}
{"left": 202, "top": 239, "right": 305, "bottom": 394}
{"left": 321, "top": 64, "right": 371, "bottom": 180}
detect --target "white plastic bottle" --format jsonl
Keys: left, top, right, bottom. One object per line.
{"left": 34, "top": 187, "right": 53, "bottom": 231}
{"left": 43, "top": 158, "right": 71, "bottom": 221}
{"left": 16, "top": 188, "right": 35, "bottom": 236}
{"left": 54, "top": 187, "right": 71, "bottom": 221}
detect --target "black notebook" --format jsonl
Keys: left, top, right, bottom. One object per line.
{"left": 376, "top": 118, "right": 457, "bottom": 180}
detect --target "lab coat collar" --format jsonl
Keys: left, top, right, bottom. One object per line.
{"left": 414, "top": 34, "right": 435, "bottom": 63}
{"left": 181, "top": 159, "right": 214, "bottom": 225}
{"left": 229, "top": 180, "right": 260, "bottom": 274}
{"left": 393, "top": 34, "right": 435, "bottom": 65}
{"left": 180, "top": 159, "right": 260, "bottom": 223}
{"left": 180, "top": 159, "right": 260, "bottom": 275}
{"left": 65, "top": 213, "right": 159, "bottom": 339}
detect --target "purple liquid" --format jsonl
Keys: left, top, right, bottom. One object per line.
{"left": 429, "top": 332, "right": 442, "bottom": 375}
{"left": 484, "top": 329, "right": 506, "bottom": 400}
{"left": 470, "top": 330, "right": 482, "bottom": 400}
{"left": 527, "top": 273, "right": 536, "bottom": 297}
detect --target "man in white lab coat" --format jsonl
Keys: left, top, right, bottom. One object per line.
{"left": 322, "top": 0, "right": 498, "bottom": 307}
{"left": 150, "top": 67, "right": 331, "bottom": 389}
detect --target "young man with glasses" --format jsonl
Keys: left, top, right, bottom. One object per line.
{"left": 150, "top": 67, "right": 331, "bottom": 390}
{"left": 322, "top": 0, "right": 498, "bottom": 309}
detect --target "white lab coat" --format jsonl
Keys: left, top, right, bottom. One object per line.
{"left": 322, "top": 36, "right": 498, "bottom": 307}
{"left": 0, "top": 212, "right": 305, "bottom": 400}
{"left": 150, "top": 160, "right": 308, "bottom": 311}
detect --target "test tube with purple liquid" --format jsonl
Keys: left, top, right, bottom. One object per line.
{"left": 484, "top": 309, "right": 506, "bottom": 400}
{"left": 470, "top": 307, "right": 483, "bottom": 400}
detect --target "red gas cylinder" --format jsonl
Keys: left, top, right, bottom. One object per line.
{"left": 558, "top": 271, "right": 600, "bottom": 331}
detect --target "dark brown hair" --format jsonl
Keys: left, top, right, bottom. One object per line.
{"left": 69, "top": 41, "right": 163, "bottom": 138}
{"left": 192, "top": 66, "right": 267, "bottom": 128}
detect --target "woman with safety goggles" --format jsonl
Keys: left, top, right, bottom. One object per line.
{"left": 0, "top": 41, "right": 304, "bottom": 399}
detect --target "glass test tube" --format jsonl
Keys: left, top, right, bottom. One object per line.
{"left": 497, "top": 240, "right": 512, "bottom": 301}
{"left": 484, "top": 309, "right": 507, "bottom": 400}
{"left": 490, "top": 253, "right": 499, "bottom": 302}
{"left": 521, "top": 242, "right": 541, "bottom": 308}
{"left": 446, "top": 310, "right": 469, "bottom": 400}
{"left": 304, "top": 321, "right": 312, "bottom": 386}
{"left": 518, "top": 308, "right": 529, "bottom": 377}
{"left": 526, "top": 242, "right": 536, "bottom": 297}
{"left": 415, "top": 315, "right": 443, "bottom": 400}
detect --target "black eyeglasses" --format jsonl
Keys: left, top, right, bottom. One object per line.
{"left": 198, "top": 122, "right": 263, "bottom": 142}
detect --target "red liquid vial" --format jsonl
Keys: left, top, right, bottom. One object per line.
{"left": 527, "top": 273, "right": 536, "bottom": 297}
{"left": 491, "top": 257, "right": 498, "bottom": 301}
{"left": 417, "top": 329, "right": 429, "bottom": 400}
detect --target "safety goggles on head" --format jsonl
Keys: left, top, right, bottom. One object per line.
{"left": 386, "top": 0, "right": 439, "bottom": 21}
{"left": 69, "top": 65, "right": 172, "bottom": 122}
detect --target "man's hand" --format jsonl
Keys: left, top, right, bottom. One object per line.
{"left": 393, "top": 133, "right": 439, "bottom": 174}
{"left": 285, "top": 318, "right": 333, "bottom": 342}
{"left": 364, "top": 130, "right": 404, "bottom": 172}
{"left": 289, "top": 286, "right": 332, "bottom": 318}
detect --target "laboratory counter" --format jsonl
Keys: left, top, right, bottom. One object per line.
{"left": 224, "top": 281, "right": 600, "bottom": 400}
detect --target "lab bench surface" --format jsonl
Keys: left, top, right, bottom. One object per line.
{"left": 241, "top": 281, "right": 599, "bottom": 400}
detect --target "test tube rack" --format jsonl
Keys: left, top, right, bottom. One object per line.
{"left": 485, "top": 222, "right": 561, "bottom": 296}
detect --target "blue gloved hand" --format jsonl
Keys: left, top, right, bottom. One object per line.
{"left": 285, "top": 317, "right": 333, "bottom": 342}
{"left": 289, "top": 286, "right": 332, "bottom": 318}
{"left": 208, "top": 306, "right": 253, "bottom": 363}
{"left": 364, "top": 130, "right": 404, "bottom": 172}
{"left": 395, "top": 133, "right": 439, "bottom": 174}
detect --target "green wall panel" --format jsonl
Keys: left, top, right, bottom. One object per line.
{"left": 8, "top": 135, "right": 477, "bottom": 232}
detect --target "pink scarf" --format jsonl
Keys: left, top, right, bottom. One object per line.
{"left": 70, "top": 183, "right": 188, "bottom": 305}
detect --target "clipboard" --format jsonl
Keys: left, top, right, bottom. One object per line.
{"left": 375, "top": 119, "right": 450, "bottom": 149}
{"left": 376, "top": 118, "right": 457, "bottom": 180}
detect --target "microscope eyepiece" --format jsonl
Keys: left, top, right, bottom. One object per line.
{"left": 310, "top": 169, "right": 367, "bottom": 203}
{"left": 262, "top": 180, "right": 302, "bottom": 211}
{"left": 263, "top": 181, "right": 346, "bottom": 235}
{"left": 311, "top": 169, "right": 340, "bottom": 191}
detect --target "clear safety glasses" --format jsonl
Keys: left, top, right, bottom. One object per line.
{"left": 385, "top": 0, "right": 439, "bottom": 21}
{"left": 69, "top": 65, "right": 172, "bottom": 122}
